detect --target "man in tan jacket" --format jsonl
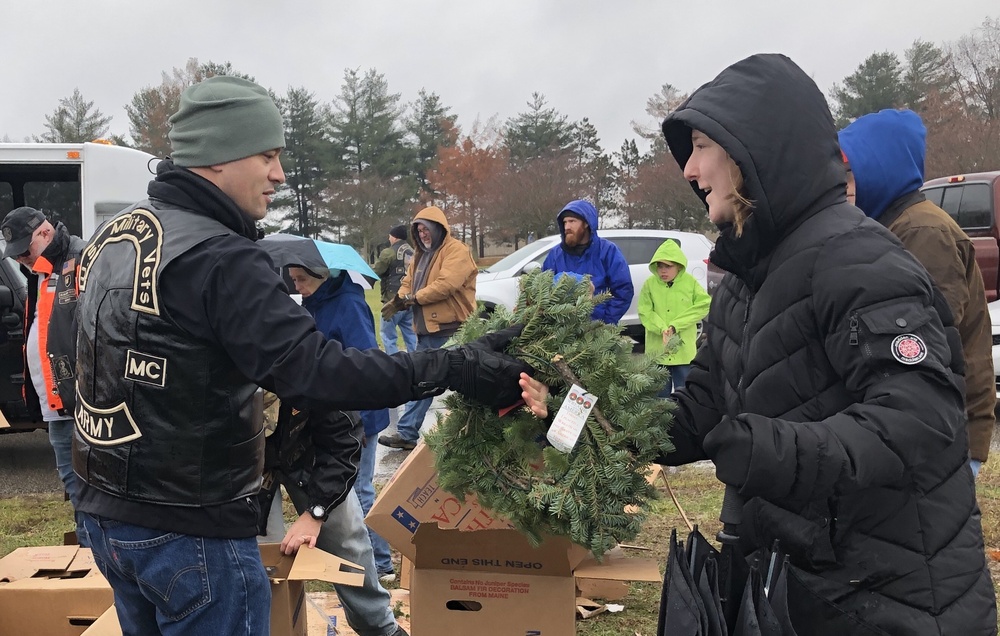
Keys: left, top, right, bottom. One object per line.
{"left": 379, "top": 206, "right": 477, "bottom": 449}
{"left": 841, "top": 109, "right": 995, "bottom": 477}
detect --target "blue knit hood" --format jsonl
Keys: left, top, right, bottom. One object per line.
{"left": 838, "top": 109, "right": 926, "bottom": 220}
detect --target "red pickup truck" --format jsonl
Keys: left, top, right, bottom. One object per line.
{"left": 921, "top": 171, "right": 1000, "bottom": 301}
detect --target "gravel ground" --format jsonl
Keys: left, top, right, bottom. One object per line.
{"left": 0, "top": 430, "right": 62, "bottom": 496}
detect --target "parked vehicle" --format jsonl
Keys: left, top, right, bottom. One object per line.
{"left": 989, "top": 300, "right": 1000, "bottom": 411}
{"left": 921, "top": 171, "right": 1000, "bottom": 301}
{"left": 0, "top": 142, "right": 155, "bottom": 431}
{"left": 475, "top": 229, "right": 713, "bottom": 342}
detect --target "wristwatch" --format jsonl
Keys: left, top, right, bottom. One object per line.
{"left": 308, "top": 504, "right": 328, "bottom": 521}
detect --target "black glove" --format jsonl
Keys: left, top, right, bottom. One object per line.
{"left": 407, "top": 325, "right": 531, "bottom": 409}
{"left": 445, "top": 346, "right": 533, "bottom": 409}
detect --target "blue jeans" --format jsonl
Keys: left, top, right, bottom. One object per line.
{"left": 283, "top": 483, "right": 398, "bottom": 636}
{"left": 659, "top": 364, "right": 692, "bottom": 397}
{"left": 397, "top": 333, "right": 451, "bottom": 442}
{"left": 380, "top": 308, "right": 417, "bottom": 354}
{"left": 355, "top": 434, "right": 393, "bottom": 574}
{"left": 81, "top": 512, "right": 270, "bottom": 636}
{"left": 48, "top": 418, "right": 79, "bottom": 506}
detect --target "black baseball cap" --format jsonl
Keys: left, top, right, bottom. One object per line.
{"left": 1, "top": 207, "right": 46, "bottom": 259}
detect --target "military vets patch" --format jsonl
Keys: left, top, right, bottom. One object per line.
{"left": 891, "top": 334, "right": 927, "bottom": 365}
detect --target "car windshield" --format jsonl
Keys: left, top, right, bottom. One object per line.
{"left": 485, "top": 239, "right": 554, "bottom": 273}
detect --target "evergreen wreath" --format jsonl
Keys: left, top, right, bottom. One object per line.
{"left": 425, "top": 270, "right": 676, "bottom": 557}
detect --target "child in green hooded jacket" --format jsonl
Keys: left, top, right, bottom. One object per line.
{"left": 638, "top": 239, "right": 711, "bottom": 395}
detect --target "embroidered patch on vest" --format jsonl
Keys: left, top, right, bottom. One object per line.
{"left": 78, "top": 209, "right": 164, "bottom": 315}
{"left": 124, "top": 350, "right": 167, "bottom": 387}
{"left": 52, "top": 355, "right": 74, "bottom": 381}
{"left": 891, "top": 334, "right": 927, "bottom": 365}
{"left": 75, "top": 394, "right": 142, "bottom": 446}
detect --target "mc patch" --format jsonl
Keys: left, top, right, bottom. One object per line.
{"left": 891, "top": 334, "right": 927, "bottom": 365}
{"left": 124, "top": 349, "right": 167, "bottom": 387}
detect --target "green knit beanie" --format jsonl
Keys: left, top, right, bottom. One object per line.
{"left": 168, "top": 76, "right": 285, "bottom": 167}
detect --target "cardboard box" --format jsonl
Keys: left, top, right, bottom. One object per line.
{"left": 399, "top": 555, "right": 414, "bottom": 590}
{"left": 368, "top": 443, "right": 665, "bottom": 633}
{"left": 366, "top": 442, "right": 516, "bottom": 563}
{"left": 574, "top": 551, "right": 662, "bottom": 601}
{"left": 410, "top": 523, "right": 584, "bottom": 636}
{"left": 76, "top": 544, "right": 365, "bottom": 636}
{"left": 0, "top": 545, "right": 113, "bottom": 636}
{"left": 76, "top": 605, "right": 119, "bottom": 636}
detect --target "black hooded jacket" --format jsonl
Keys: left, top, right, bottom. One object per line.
{"left": 660, "top": 54, "right": 996, "bottom": 634}
{"left": 75, "top": 161, "right": 459, "bottom": 538}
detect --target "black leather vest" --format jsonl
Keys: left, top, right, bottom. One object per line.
{"left": 72, "top": 202, "right": 264, "bottom": 506}
{"left": 381, "top": 241, "right": 413, "bottom": 300}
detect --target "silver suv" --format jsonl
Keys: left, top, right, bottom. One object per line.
{"left": 476, "top": 229, "right": 713, "bottom": 342}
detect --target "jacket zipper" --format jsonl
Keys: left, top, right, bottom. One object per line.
{"left": 736, "top": 291, "right": 755, "bottom": 406}
{"left": 850, "top": 311, "right": 889, "bottom": 379}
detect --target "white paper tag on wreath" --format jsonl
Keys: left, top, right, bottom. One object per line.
{"left": 547, "top": 383, "right": 598, "bottom": 453}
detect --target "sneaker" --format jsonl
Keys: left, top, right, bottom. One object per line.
{"left": 389, "top": 626, "right": 409, "bottom": 636}
{"left": 379, "top": 570, "right": 397, "bottom": 583}
{"left": 378, "top": 433, "right": 417, "bottom": 450}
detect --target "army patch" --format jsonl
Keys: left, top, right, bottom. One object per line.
{"left": 75, "top": 395, "right": 142, "bottom": 446}
{"left": 891, "top": 334, "right": 927, "bottom": 365}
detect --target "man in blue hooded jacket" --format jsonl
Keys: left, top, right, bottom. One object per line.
{"left": 839, "top": 108, "right": 994, "bottom": 477}
{"left": 542, "top": 200, "right": 633, "bottom": 324}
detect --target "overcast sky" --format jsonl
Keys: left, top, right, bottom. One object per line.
{"left": 1, "top": 1, "right": 996, "bottom": 154}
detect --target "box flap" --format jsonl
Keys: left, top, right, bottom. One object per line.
{"left": 366, "top": 443, "right": 515, "bottom": 563}
{"left": 0, "top": 545, "right": 83, "bottom": 582}
{"left": 412, "top": 523, "right": 578, "bottom": 576}
{"left": 573, "top": 555, "right": 662, "bottom": 582}
{"left": 287, "top": 547, "right": 364, "bottom": 587}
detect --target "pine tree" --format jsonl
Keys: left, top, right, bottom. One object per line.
{"left": 504, "top": 92, "right": 574, "bottom": 164}
{"left": 38, "top": 88, "right": 112, "bottom": 143}
{"left": 405, "top": 89, "right": 457, "bottom": 198}
{"left": 274, "top": 87, "right": 337, "bottom": 237}
{"left": 831, "top": 51, "right": 905, "bottom": 125}
{"left": 425, "top": 271, "right": 675, "bottom": 557}
{"left": 570, "top": 117, "right": 614, "bottom": 214}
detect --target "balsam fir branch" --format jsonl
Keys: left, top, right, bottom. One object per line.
{"left": 424, "top": 270, "right": 676, "bottom": 557}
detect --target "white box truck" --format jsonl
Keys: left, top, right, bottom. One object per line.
{"left": 0, "top": 141, "right": 156, "bottom": 430}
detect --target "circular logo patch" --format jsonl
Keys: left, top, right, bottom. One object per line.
{"left": 1, "top": 227, "right": 11, "bottom": 241}
{"left": 891, "top": 334, "right": 927, "bottom": 365}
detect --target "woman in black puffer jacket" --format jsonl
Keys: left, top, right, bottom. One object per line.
{"left": 657, "top": 54, "right": 996, "bottom": 634}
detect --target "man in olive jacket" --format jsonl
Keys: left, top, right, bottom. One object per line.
{"left": 840, "top": 108, "right": 995, "bottom": 476}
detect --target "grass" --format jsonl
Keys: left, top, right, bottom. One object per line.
{"left": 4, "top": 456, "right": 1000, "bottom": 633}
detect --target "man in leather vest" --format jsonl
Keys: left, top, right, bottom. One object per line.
{"left": 72, "top": 76, "right": 531, "bottom": 636}
{"left": 372, "top": 224, "right": 416, "bottom": 354}
{"left": 1, "top": 207, "right": 86, "bottom": 520}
